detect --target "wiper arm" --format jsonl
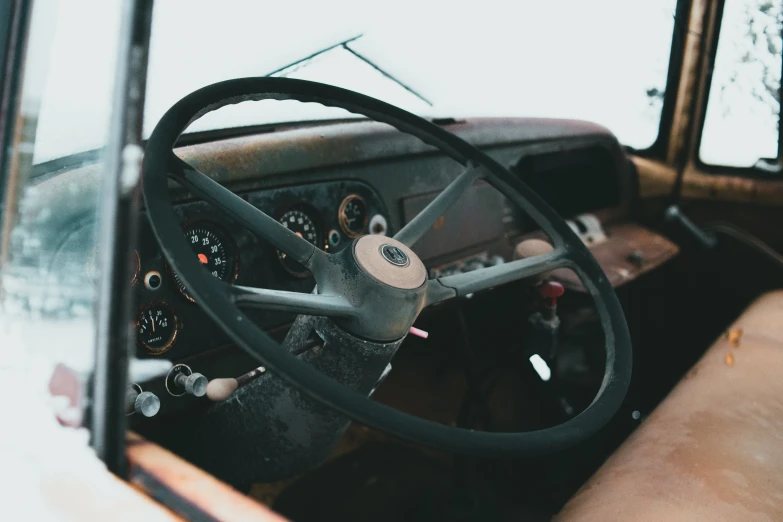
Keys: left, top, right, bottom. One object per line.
{"left": 265, "top": 34, "right": 364, "bottom": 77}
{"left": 265, "top": 34, "right": 433, "bottom": 107}
{"left": 340, "top": 41, "right": 433, "bottom": 107}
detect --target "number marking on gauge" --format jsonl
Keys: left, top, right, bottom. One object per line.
{"left": 277, "top": 208, "right": 320, "bottom": 276}
{"left": 138, "top": 302, "right": 178, "bottom": 355}
{"left": 173, "top": 223, "right": 238, "bottom": 301}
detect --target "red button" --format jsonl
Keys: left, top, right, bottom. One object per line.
{"left": 539, "top": 281, "right": 564, "bottom": 306}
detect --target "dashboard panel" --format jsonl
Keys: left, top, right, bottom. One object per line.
{"left": 133, "top": 179, "right": 390, "bottom": 361}
{"left": 38, "top": 117, "right": 634, "bottom": 421}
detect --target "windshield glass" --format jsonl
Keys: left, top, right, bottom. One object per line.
{"left": 33, "top": 0, "right": 678, "bottom": 164}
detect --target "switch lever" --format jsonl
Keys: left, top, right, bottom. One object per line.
{"left": 207, "top": 367, "right": 267, "bottom": 402}
{"left": 525, "top": 281, "right": 564, "bottom": 361}
{"left": 665, "top": 205, "right": 718, "bottom": 249}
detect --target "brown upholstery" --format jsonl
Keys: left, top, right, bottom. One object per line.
{"left": 557, "top": 290, "right": 783, "bottom": 522}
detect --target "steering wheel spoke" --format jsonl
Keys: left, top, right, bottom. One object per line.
{"left": 426, "top": 249, "right": 568, "bottom": 306}
{"left": 168, "top": 155, "right": 327, "bottom": 270}
{"left": 229, "top": 285, "right": 358, "bottom": 318}
{"left": 394, "top": 162, "right": 485, "bottom": 247}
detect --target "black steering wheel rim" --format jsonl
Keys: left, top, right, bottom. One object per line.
{"left": 142, "top": 77, "right": 632, "bottom": 457}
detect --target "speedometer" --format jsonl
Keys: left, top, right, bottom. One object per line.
{"left": 173, "top": 222, "right": 237, "bottom": 301}
{"left": 277, "top": 208, "right": 321, "bottom": 277}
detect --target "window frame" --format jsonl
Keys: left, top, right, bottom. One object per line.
{"left": 632, "top": 0, "right": 695, "bottom": 160}
{"left": 693, "top": 0, "right": 783, "bottom": 178}
{"left": 0, "top": 0, "right": 32, "bottom": 220}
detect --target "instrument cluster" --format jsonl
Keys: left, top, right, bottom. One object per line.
{"left": 132, "top": 179, "right": 389, "bottom": 360}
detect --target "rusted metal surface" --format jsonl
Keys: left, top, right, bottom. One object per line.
{"left": 172, "top": 118, "right": 614, "bottom": 190}
{"left": 666, "top": 0, "right": 710, "bottom": 167}
{"left": 632, "top": 157, "right": 677, "bottom": 198}
{"left": 680, "top": 165, "right": 783, "bottom": 205}
{"left": 556, "top": 290, "right": 783, "bottom": 522}
{"left": 633, "top": 0, "right": 783, "bottom": 207}
{"left": 669, "top": 0, "right": 783, "bottom": 206}
{"left": 529, "top": 223, "right": 679, "bottom": 292}
{"left": 126, "top": 432, "right": 288, "bottom": 521}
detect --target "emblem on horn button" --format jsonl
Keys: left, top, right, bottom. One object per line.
{"left": 380, "top": 244, "right": 410, "bottom": 267}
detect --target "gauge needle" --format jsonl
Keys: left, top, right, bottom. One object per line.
{"left": 149, "top": 311, "right": 156, "bottom": 332}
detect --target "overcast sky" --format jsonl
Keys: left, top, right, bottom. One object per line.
{"left": 20, "top": 0, "right": 780, "bottom": 168}
{"left": 27, "top": 0, "right": 676, "bottom": 163}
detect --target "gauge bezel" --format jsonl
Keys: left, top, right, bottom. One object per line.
{"left": 338, "top": 194, "right": 369, "bottom": 239}
{"left": 85, "top": 247, "right": 140, "bottom": 285}
{"left": 137, "top": 300, "right": 179, "bottom": 356}
{"left": 170, "top": 219, "right": 240, "bottom": 302}
{"left": 274, "top": 203, "right": 323, "bottom": 278}
{"left": 130, "top": 250, "right": 141, "bottom": 285}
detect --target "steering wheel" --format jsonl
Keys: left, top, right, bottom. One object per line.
{"left": 142, "top": 77, "right": 631, "bottom": 458}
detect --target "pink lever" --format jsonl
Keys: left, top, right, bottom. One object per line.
{"left": 409, "top": 326, "right": 429, "bottom": 339}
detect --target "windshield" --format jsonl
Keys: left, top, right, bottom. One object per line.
{"left": 33, "top": 0, "right": 678, "bottom": 164}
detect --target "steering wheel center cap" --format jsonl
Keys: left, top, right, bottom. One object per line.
{"left": 353, "top": 235, "right": 426, "bottom": 290}
{"left": 380, "top": 244, "right": 410, "bottom": 267}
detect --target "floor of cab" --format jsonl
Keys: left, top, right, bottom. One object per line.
{"left": 264, "top": 437, "right": 551, "bottom": 522}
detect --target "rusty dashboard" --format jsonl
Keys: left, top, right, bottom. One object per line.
{"left": 41, "top": 116, "right": 664, "bottom": 420}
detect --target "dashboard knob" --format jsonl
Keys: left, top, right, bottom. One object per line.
{"left": 514, "top": 238, "right": 554, "bottom": 260}
{"left": 514, "top": 239, "right": 555, "bottom": 280}
{"left": 206, "top": 377, "right": 239, "bottom": 402}
{"left": 175, "top": 372, "right": 208, "bottom": 397}
{"left": 125, "top": 386, "right": 160, "bottom": 417}
{"left": 134, "top": 391, "right": 161, "bottom": 417}
{"left": 538, "top": 281, "right": 565, "bottom": 307}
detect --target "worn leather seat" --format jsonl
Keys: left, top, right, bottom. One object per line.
{"left": 556, "top": 290, "right": 783, "bottom": 522}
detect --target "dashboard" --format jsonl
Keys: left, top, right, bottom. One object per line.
{"left": 132, "top": 179, "right": 390, "bottom": 360}
{"left": 41, "top": 117, "right": 635, "bottom": 420}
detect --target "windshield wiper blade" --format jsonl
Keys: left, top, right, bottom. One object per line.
{"left": 265, "top": 34, "right": 433, "bottom": 107}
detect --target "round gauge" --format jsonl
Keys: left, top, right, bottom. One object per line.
{"left": 173, "top": 223, "right": 237, "bottom": 301}
{"left": 277, "top": 208, "right": 321, "bottom": 276}
{"left": 338, "top": 195, "right": 368, "bottom": 238}
{"left": 137, "top": 302, "right": 177, "bottom": 355}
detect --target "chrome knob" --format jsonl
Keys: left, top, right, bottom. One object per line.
{"left": 175, "top": 372, "right": 208, "bottom": 397}
{"left": 134, "top": 391, "right": 161, "bottom": 417}
{"left": 126, "top": 386, "right": 160, "bottom": 417}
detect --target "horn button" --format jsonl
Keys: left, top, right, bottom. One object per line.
{"left": 352, "top": 235, "right": 426, "bottom": 290}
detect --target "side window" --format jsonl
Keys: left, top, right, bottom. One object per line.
{"left": 0, "top": 0, "right": 122, "bottom": 427}
{"left": 700, "top": 0, "right": 782, "bottom": 168}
